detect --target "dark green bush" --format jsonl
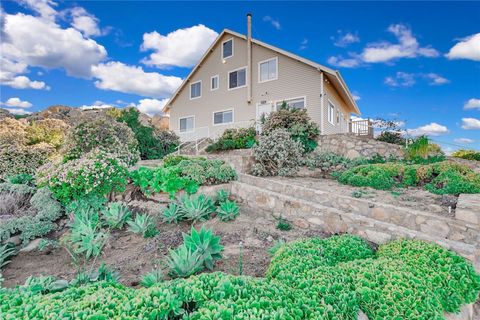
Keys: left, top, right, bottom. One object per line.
{"left": 376, "top": 131, "right": 406, "bottom": 145}
{"left": 206, "top": 127, "right": 256, "bottom": 153}
{"left": 116, "top": 108, "right": 179, "bottom": 160}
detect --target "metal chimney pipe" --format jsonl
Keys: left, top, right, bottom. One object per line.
{"left": 247, "top": 13, "right": 252, "bottom": 103}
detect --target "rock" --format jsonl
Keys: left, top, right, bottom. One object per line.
{"left": 293, "top": 218, "right": 309, "bottom": 229}
{"left": 455, "top": 194, "right": 480, "bottom": 225}
{"left": 307, "top": 217, "right": 323, "bottom": 225}
{"left": 371, "top": 207, "right": 390, "bottom": 220}
{"left": 266, "top": 235, "right": 274, "bottom": 242}
{"left": 6, "top": 235, "right": 21, "bottom": 246}
{"left": 420, "top": 220, "right": 450, "bottom": 238}
{"left": 20, "top": 238, "right": 42, "bottom": 252}
{"left": 365, "top": 230, "right": 391, "bottom": 244}
{"left": 358, "top": 310, "right": 369, "bottom": 320}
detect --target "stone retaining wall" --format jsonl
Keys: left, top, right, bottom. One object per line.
{"left": 317, "top": 133, "right": 405, "bottom": 159}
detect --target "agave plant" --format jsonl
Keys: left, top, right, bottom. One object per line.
{"left": 183, "top": 226, "right": 223, "bottom": 270}
{"left": 127, "top": 213, "right": 158, "bottom": 238}
{"left": 216, "top": 200, "right": 239, "bottom": 221}
{"left": 214, "top": 189, "right": 230, "bottom": 205}
{"left": 167, "top": 245, "right": 204, "bottom": 278}
{"left": 71, "top": 263, "right": 120, "bottom": 287}
{"left": 101, "top": 202, "right": 132, "bottom": 229}
{"left": 179, "top": 194, "right": 216, "bottom": 223}
{"left": 162, "top": 202, "right": 184, "bottom": 224}
{"left": 140, "top": 269, "right": 163, "bottom": 288}
{"left": 0, "top": 243, "right": 15, "bottom": 270}
{"left": 70, "top": 210, "right": 109, "bottom": 260}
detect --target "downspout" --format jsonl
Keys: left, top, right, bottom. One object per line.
{"left": 247, "top": 13, "right": 252, "bottom": 104}
{"left": 320, "top": 71, "right": 325, "bottom": 134}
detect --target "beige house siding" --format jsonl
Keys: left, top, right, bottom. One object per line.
{"left": 322, "top": 80, "right": 351, "bottom": 135}
{"left": 169, "top": 32, "right": 353, "bottom": 139}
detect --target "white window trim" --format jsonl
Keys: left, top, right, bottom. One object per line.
{"left": 274, "top": 96, "right": 307, "bottom": 110}
{"left": 258, "top": 57, "right": 278, "bottom": 83}
{"left": 221, "top": 38, "right": 234, "bottom": 60}
{"left": 227, "top": 66, "right": 247, "bottom": 91}
{"left": 211, "top": 75, "right": 219, "bottom": 91}
{"left": 212, "top": 109, "right": 234, "bottom": 126}
{"left": 179, "top": 115, "right": 195, "bottom": 133}
{"left": 328, "top": 99, "right": 335, "bottom": 125}
{"left": 189, "top": 80, "right": 202, "bottom": 100}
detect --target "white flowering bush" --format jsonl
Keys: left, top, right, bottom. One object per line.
{"left": 37, "top": 150, "right": 129, "bottom": 203}
{"left": 63, "top": 118, "right": 140, "bottom": 166}
{"left": 251, "top": 129, "right": 304, "bottom": 176}
{"left": 0, "top": 143, "right": 55, "bottom": 180}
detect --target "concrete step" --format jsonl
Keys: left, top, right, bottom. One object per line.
{"left": 231, "top": 179, "right": 479, "bottom": 272}
{"left": 237, "top": 174, "right": 480, "bottom": 247}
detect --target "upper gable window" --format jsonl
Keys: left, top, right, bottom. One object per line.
{"left": 190, "top": 81, "right": 201, "bottom": 99}
{"left": 259, "top": 57, "right": 278, "bottom": 83}
{"left": 228, "top": 67, "right": 246, "bottom": 90}
{"left": 222, "top": 38, "right": 234, "bottom": 59}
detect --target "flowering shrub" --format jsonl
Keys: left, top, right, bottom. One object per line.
{"left": 0, "top": 118, "right": 28, "bottom": 145}
{"left": 251, "top": 129, "right": 304, "bottom": 176}
{"left": 262, "top": 107, "right": 319, "bottom": 152}
{"left": 0, "top": 143, "right": 54, "bottom": 180}
{"left": 25, "top": 119, "right": 69, "bottom": 149}
{"left": 452, "top": 149, "right": 480, "bottom": 161}
{"left": 63, "top": 118, "right": 140, "bottom": 166}
{"left": 37, "top": 150, "right": 129, "bottom": 203}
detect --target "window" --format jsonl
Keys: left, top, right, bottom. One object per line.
{"left": 179, "top": 116, "right": 194, "bottom": 133}
{"left": 259, "top": 57, "right": 278, "bottom": 82}
{"left": 222, "top": 38, "right": 233, "bottom": 59}
{"left": 275, "top": 97, "right": 306, "bottom": 110}
{"left": 337, "top": 110, "right": 340, "bottom": 124}
{"left": 328, "top": 101, "right": 335, "bottom": 125}
{"left": 211, "top": 75, "right": 219, "bottom": 91}
{"left": 228, "top": 67, "right": 246, "bottom": 90}
{"left": 213, "top": 110, "right": 233, "bottom": 125}
{"left": 190, "top": 81, "right": 201, "bottom": 99}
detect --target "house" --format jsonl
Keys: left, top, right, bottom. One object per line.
{"left": 163, "top": 14, "right": 365, "bottom": 142}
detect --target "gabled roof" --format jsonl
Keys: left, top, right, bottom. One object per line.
{"left": 163, "top": 29, "right": 360, "bottom": 115}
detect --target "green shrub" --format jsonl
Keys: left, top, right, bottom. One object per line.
{"left": 162, "top": 154, "right": 189, "bottom": 167}
{"left": 214, "top": 189, "right": 230, "bottom": 205}
{"left": 63, "top": 118, "right": 140, "bottom": 166}
{"left": 127, "top": 213, "right": 158, "bottom": 238}
{"left": 140, "top": 269, "right": 163, "bottom": 288}
{"left": 21, "top": 275, "right": 69, "bottom": 294}
{"left": 405, "top": 136, "right": 444, "bottom": 163}
{"left": 206, "top": 127, "right": 256, "bottom": 152}
{"left": 276, "top": 218, "right": 292, "bottom": 231}
{"left": 338, "top": 161, "right": 480, "bottom": 195}
{"left": 0, "top": 243, "right": 15, "bottom": 270}
{"left": 376, "top": 130, "right": 406, "bottom": 145}
{"left": 38, "top": 150, "right": 129, "bottom": 203}
{"left": 101, "top": 202, "right": 131, "bottom": 229}
{"left": 6, "top": 173, "right": 34, "bottom": 185}
{"left": 116, "top": 108, "right": 179, "bottom": 160}
{"left": 216, "top": 199, "right": 239, "bottom": 221}
{"left": 70, "top": 264, "right": 120, "bottom": 287}
{"left": 452, "top": 149, "right": 480, "bottom": 161}
{"left": 182, "top": 226, "right": 223, "bottom": 270}
{"left": 252, "top": 128, "right": 304, "bottom": 176}
{"left": 262, "top": 107, "right": 319, "bottom": 152}
{"left": 0, "top": 187, "right": 63, "bottom": 244}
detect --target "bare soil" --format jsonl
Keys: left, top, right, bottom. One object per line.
{"left": 2, "top": 202, "right": 329, "bottom": 288}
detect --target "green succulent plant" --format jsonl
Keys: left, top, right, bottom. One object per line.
{"left": 216, "top": 200, "right": 239, "bottom": 221}
{"left": 183, "top": 226, "right": 223, "bottom": 270}
{"left": 127, "top": 213, "right": 158, "bottom": 238}
{"left": 167, "top": 245, "right": 204, "bottom": 278}
{"left": 140, "top": 269, "right": 163, "bottom": 288}
{"left": 0, "top": 243, "right": 15, "bottom": 270}
{"left": 179, "top": 194, "right": 216, "bottom": 223}
{"left": 214, "top": 189, "right": 230, "bottom": 205}
{"left": 101, "top": 202, "right": 131, "bottom": 229}
{"left": 162, "top": 202, "right": 183, "bottom": 224}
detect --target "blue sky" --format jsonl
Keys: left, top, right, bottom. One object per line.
{"left": 1, "top": 1, "right": 479, "bottom": 152}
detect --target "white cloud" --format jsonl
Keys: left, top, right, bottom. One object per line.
{"left": 1, "top": 12, "right": 107, "bottom": 78}
{"left": 454, "top": 138, "right": 474, "bottom": 144}
{"left": 91, "top": 61, "right": 183, "bottom": 98}
{"left": 352, "top": 92, "right": 361, "bottom": 101}
{"left": 263, "top": 16, "right": 281, "bottom": 30}
{"left": 2, "top": 108, "right": 32, "bottom": 115}
{"left": 407, "top": 122, "right": 449, "bottom": 136}
{"left": 0, "top": 57, "right": 49, "bottom": 90}
{"left": 69, "top": 7, "right": 102, "bottom": 37}
{"left": 446, "top": 33, "right": 480, "bottom": 61}
{"left": 464, "top": 98, "right": 480, "bottom": 111}
{"left": 1, "top": 97, "right": 32, "bottom": 108}
{"left": 299, "top": 38, "right": 308, "bottom": 50}
{"left": 423, "top": 73, "right": 450, "bottom": 86}
{"left": 385, "top": 72, "right": 416, "bottom": 87}
{"left": 461, "top": 117, "right": 480, "bottom": 130}
{"left": 331, "top": 31, "right": 360, "bottom": 47}
{"left": 327, "top": 55, "right": 362, "bottom": 68}
{"left": 132, "top": 98, "right": 169, "bottom": 116}
{"left": 328, "top": 24, "right": 438, "bottom": 68}
{"left": 79, "top": 100, "right": 116, "bottom": 110}
{"left": 18, "top": 0, "right": 57, "bottom": 22}
{"left": 141, "top": 25, "right": 218, "bottom": 69}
